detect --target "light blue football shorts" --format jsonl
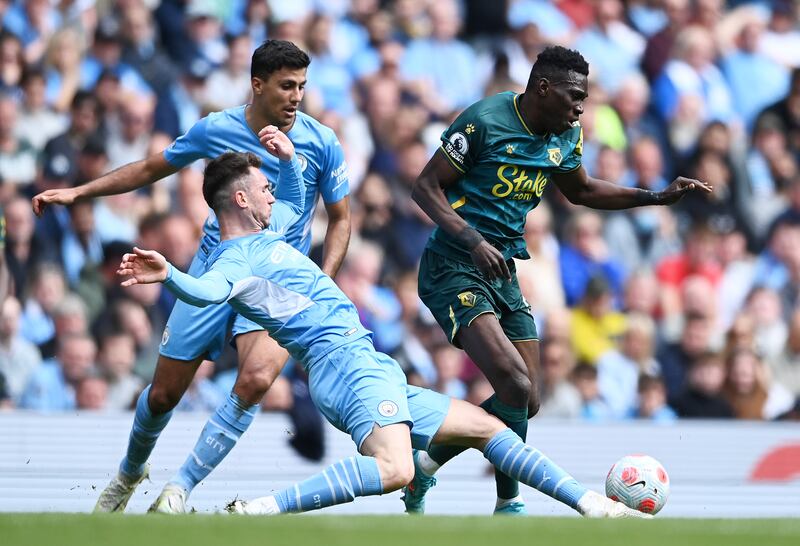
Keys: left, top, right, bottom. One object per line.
{"left": 159, "top": 245, "right": 263, "bottom": 362}
{"left": 307, "top": 339, "right": 451, "bottom": 450}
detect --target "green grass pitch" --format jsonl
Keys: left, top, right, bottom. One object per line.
{"left": 2, "top": 515, "right": 799, "bottom": 546}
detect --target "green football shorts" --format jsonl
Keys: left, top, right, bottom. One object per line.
{"left": 418, "top": 247, "right": 538, "bottom": 348}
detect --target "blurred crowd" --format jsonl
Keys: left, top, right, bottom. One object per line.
{"left": 1, "top": 0, "right": 800, "bottom": 425}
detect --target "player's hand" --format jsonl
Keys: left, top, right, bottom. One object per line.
{"left": 470, "top": 241, "right": 511, "bottom": 281}
{"left": 31, "top": 187, "right": 80, "bottom": 216}
{"left": 117, "top": 247, "right": 169, "bottom": 286}
{"left": 658, "top": 177, "right": 713, "bottom": 205}
{"left": 259, "top": 125, "right": 295, "bottom": 161}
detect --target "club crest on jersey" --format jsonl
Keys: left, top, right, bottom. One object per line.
{"left": 378, "top": 400, "right": 399, "bottom": 417}
{"left": 161, "top": 327, "right": 170, "bottom": 346}
{"left": 547, "top": 148, "right": 563, "bottom": 166}
{"left": 458, "top": 291, "right": 477, "bottom": 307}
{"left": 296, "top": 154, "right": 308, "bottom": 172}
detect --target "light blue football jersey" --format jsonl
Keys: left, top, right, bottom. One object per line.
{"left": 163, "top": 106, "right": 349, "bottom": 255}
{"left": 163, "top": 230, "right": 370, "bottom": 367}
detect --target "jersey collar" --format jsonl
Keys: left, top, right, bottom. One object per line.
{"left": 513, "top": 94, "right": 533, "bottom": 136}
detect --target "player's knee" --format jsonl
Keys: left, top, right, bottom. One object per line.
{"left": 147, "top": 384, "right": 181, "bottom": 414}
{"left": 233, "top": 368, "right": 275, "bottom": 405}
{"left": 376, "top": 455, "right": 415, "bottom": 492}
{"left": 527, "top": 396, "right": 541, "bottom": 418}
{"left": 498, "top": 368, "right": 531, "bottom": 405}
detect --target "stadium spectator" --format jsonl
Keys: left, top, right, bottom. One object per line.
{"left": 634, "top": 374, "right": 677, "bottom": 422}
{"left": 19, "top": 332, "right": 96, "bottom": 412}
{"left": 559, "top": 210, "right": 626, "bottom": 307}
{"left": 574, "top": 0, "right": 645, "bottom": 93}
{"left": 670, "top": 352, "right": 733, "bottom": 418}
{"left": 569, "top": 275, "right": 627, "bottom": 365}
{"left": 769, "top": 309, "right": 800, "bottom": 396}
{"left": 516, "top": 204, "right": 565, "bottom": 321}
{"left": 571, "top": 363, "right": 614, "bottom": 421}
{"left": 641, "top": 0, "right": 691, "bottom": 82}
{"left": 400, "top": 0, "right": 482, "bottom": 116}
{"left": 658, "top": 311, "right": 716, "bottom": 399}
{"left": 75, "top": 375, "right": 109, "bottom": 411}
{"left": 97, "top": 330, "right": 143, "bottom": 411}
{"left": 0, "top": 93, "right": 37, "bottom": 191}
{"left": 204, "top": 33, "right": 252, "bottom": 111}
{"left": 0, "top": 296, "right": 41, "bottom": 404}
{"left": 723, "top": 347, "right": 794, "bottom": 420}
{"left": 3, "top": 196, "right": 57, "bottom": 300}
{"left": 18, "top": 263, "right": 66, "bottom": 349}
{"left": 597, "top": 313, "right": 661, "bottom": 418}
{"left": 174, "top": 360, "right": 223, "bottom": 412}
{"left": 15, "top": 66, "right": 67, "bottom": 151}
{"left": 120, "top": 2, "right": 176, "bottom": 97}
{"left": 536, "top": 337, "right": 582, "bottom": 420}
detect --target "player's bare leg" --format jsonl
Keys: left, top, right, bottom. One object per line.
{"left": 94, "top": 355, "right": 202, "bottom": 513}
{"left": 149, "top": 331, "right": 289, "bottom": 513}
{"left": 230, "top": 423, "right": 412, "bottom": 515}
{"left": 512, "top": 339, "right": 541, "bottom": 418}
{"left": 431, "top": 399, "right": 652, "bottom": 519}
{"left": 405, "top": 314, "right": 533, "bottom": 514}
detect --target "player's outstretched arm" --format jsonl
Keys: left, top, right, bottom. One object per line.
{"left": 32, "top": 153, "right": 179, "bottom": 216}
{"left": 552, "top": 166, "right": 713, "bottom": 210}
{"left": 117, "top": 246, "right": 233, "bottom": 307}
{"left": 412, "top": 150, "right": 511, "bottom": 281}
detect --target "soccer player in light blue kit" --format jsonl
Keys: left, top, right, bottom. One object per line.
{"left": 118, "top": 151, "right": 650, "bottom": 519}
{"left": 32, "top": 41, "right": 351, "bottom": 513}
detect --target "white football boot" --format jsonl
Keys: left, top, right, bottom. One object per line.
{"left": 226, "top": 495, "right": 281, "bottom": 515}
{"left": 148, "top": 483, "right": 189, "bottom": 514}
{"left": 93, "top": 463, "right": 151, "bottom": 513}
{"left": 577, "top": 490, "right": 654, "bottom": 519}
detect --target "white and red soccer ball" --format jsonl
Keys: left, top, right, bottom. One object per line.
{"left": 605, "top": 455, "right": 670, "bottom": 515}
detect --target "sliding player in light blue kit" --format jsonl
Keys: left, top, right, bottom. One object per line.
{"left": 117, "top": 151, "right": 650, "bottom": 519}
{"left": 34, "top": 40, "right": 350, "bottom": 513}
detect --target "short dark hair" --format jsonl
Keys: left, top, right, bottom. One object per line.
{"left": 71, "top": 90, "right": 99, "bottom": 113}
{"left": 251, "top": 40, "right": 311, "bottom": 80}
{"left": 527, "top": 46, "right": 589, "bottom": 89}
{"left": 202, "top": 152, "right": 262, "bottom": 211}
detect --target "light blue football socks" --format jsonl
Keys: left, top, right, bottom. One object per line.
{"left": 273, "top": 455, "right": 383, "bottom": 512}
{"left": 119, "top": 385, "right": 173, "bottom": 478}
{"left": 171, "top": 392, "right": 258, "bottom": 493}
{"left": 483, "top": 428, "right": 587, "bottom": 509}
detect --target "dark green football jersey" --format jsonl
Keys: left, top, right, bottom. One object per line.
{"left": 427, "top": 91, "right": 583, "bottom": 262}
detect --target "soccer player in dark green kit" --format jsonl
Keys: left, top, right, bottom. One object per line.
{"left": 404, "top": 46, "right": 712, "bottom": 515}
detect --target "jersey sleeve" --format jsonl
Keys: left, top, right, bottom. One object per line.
{"left": 319, "top": 132, "right": 349, "bottom": 204}
{"left": 163, "top": 247, "right": 252, "bottom": 307}
{"left": 439, "top": 105, "right": 487, "bottom": 174}
{"left": 162, "top": 115, "right": 210, "bottom": 168}
{"left": 555, "top": 125, "right": 583, "bottom": 173}
{"left": 270, "top": 156, "right": 306, "bottom": 233}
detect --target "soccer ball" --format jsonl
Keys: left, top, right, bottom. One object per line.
{"left": 605, "top": 455, "right": 670, "bottom": 515}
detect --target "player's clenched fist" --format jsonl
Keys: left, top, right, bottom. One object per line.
{"left": 258, "top": 125, "right": 295, "bottom": 161}
{"left": 31, "top": 187, "right": 80, "bottom": 216}
{"left": 117, "top": 247, "right": 169, "bottom": 286}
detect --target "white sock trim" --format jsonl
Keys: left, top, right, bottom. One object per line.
{"left": 417, "top": 451, "right": 440, "bottom": 477}
{"left": 495, "top": 494, "right": 524, "bottom": 509}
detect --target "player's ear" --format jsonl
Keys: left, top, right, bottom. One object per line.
{"left": 251, "top": 76, "right": 263, "bottom": 96}
{"left": 234, "top": 189, "right": 248, "bottom": 208}
{"left": 537, "top": 77, "right": 549, "bottom": 97}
